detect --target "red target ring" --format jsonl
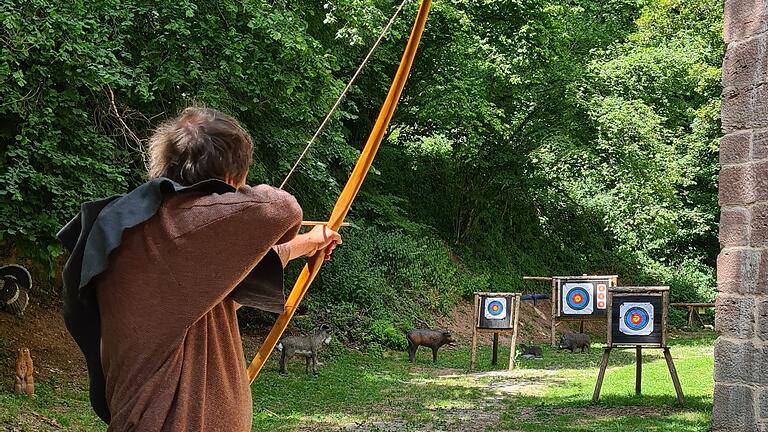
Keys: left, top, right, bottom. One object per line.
{"left": 623, "top": 307, "right": 650, "bottom": 331}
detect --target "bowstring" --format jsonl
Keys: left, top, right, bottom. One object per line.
{"left": 279, "top": 0, "right": 413, "bottom": 190}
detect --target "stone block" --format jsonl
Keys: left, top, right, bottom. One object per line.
{"left": 755, "top": 162, "right": 768, "bottom": 202}
{"left": 721, "top": 132, "right": 752, "bottom": 165}
{"left": 722, "top": 36, "right": 764, "bottom": 88}
{"left": 725, "top": 0, "right": 768, "bottom": 44}
{"left": 716, "top": 294, "right": 755, "bottom": 338}
{"left": 713, "top": 383, "right": 757, "bottom": 431}
{"left": 759, "top": 300, "right": 768, "bottom": 341}
{"left": 723, "top": 85, "right": 768, "bottom": 132}
{"left": 720, "top": 208, "right": 751, "bottom": 247}
{"left": 761, "top": 388, "right": 768, "bottom": 419}
{"left": 754, "top": 129, "right": 768, "bottom": 160}
{"left": 718, "top": 248, "right": 761, "bottom": 293}
{"left": 720, "top": 164, "right": 754, "bottom": 205}
{"left": 752, "top": 203, "right": 768, "bottom": 247}
{"left": 714, "top": 338, "right": 757, "bottom": 383}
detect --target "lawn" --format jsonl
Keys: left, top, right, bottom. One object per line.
{"left": 0, "top": 333, "right": 714, "bottom": 431}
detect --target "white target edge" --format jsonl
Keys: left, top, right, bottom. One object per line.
{"left": 561, "top": 283, "right": 594, "bottom": 315}
{"left": 483, "top": 297, "right": 507, "bottom": 320}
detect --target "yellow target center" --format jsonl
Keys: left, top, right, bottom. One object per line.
{"left": 573, "top": 294, "right": 582, "bottom": 303}
{"left": 631, "top": 314, "right": 641, "bottom": 324}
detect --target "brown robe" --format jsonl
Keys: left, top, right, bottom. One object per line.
{"left": 96, "top": 184, "right": 302, "bottom": 431}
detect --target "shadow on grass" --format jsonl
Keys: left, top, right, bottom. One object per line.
{"left": 416, "top": 343, "right": 639, "bottom": 372}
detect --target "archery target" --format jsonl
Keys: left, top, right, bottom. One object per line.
{"left": 562, "top": 283, "right": 593, "bottom": 315}
{"left": 619, "top": 302, "right": 654, "bottom": 335}
{"left": 484, "top": 297, "right": 507, "bottom": 320}
{"left": 596, "top": 283, "right": 607, "bottom": 309}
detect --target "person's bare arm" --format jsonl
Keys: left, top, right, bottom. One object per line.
{"left": 278, "top": 225, "right": 342, "bottom": 263}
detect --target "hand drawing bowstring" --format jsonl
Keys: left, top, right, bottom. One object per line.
{"left": 278, "top": 0, "right": 412, "bottom": 190}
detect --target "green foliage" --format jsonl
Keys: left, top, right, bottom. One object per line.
{"left": 303, "top": 226, "right": 477, "bottom": 348}
{"left": 1, "top": 0, "right": 723, "bottom": 332}
{"left": 365, "top": 319, "right": 408, "bottom": 350}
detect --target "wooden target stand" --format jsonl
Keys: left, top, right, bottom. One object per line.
{"left": 523, "top": 275, "right": 617, "bottom": 347}
{"left": 592, "top": 286, "right": 685, "bottom": 406}
{"left": 470, "top": 292, "right": 521, "bottom": 371}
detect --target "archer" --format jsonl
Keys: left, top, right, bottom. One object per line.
{"left": 59, "top": 106, "right": 341, "bottom": 431}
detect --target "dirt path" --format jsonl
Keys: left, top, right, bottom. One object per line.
{"left": 323, "top": 369, "right": 560, "bottom": 432}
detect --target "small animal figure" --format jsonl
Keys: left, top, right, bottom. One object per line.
{"left": 558, "top": 332, "right": 591, "bottom": 353}
{"left": 1, "top": 264, "right": 31, "bottom": 316}
{"left": 406, "top": 328, "right": 456, "bottom": 364}
{"left": 277, "top": 324, "right": 332, "bottom": 376}
{"left": 14, "top": 348, "right": 34, "bottom": 396}
{"left": 519, "top": 344, "right": 543, "bottom": 359}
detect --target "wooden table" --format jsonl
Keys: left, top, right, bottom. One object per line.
{"left": 670, "top": 303, "right": 715, "bottom": 327}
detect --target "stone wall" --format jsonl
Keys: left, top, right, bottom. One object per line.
{"left": 716, "top": 1, "right": 768, "bottom": 430}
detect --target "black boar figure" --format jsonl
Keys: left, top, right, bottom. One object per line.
{"left": 519, "top": 344, "right": 544, "bottom": 359}
{"left": 558, "top": 332, "right": 591, "bottom": 353}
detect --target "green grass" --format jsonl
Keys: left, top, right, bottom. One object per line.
{"left": 0, "top": 375, "right": 105, "bottom": 431}
{"left": 251, "top": 333, "right": 714, "bottom": 431}
{"left": 496, "top": 334, "right": 715, "bottom": 431}
{"left": 0, "top": 333, "right": 714, "bottom": 431}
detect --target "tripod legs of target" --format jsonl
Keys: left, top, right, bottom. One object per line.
{"left": 470, "top": 295, "right": 479, "bottom": 370}
{"left": 592, "top": 347, "right": 612, "bottom": 403}
{"left": 664, "top": 347, "right": 686, "bottom": 406}
{"left": 492, "top": 333, "right": 499, "bottom": 365}
{"left": 593, "top": 346, "right": 685, "bottom": 406}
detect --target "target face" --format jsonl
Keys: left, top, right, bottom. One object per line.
{"left": 596, "top": 283, "right": 607, "bottom": 309}
{"left": 619, "top": 302, "right": 654, "bottom": 335}
{"left": 562, "top": 283, "right": 594, "bottom": 315}
{"left": 483, "top": 297, "right": 507, "bottom": 320}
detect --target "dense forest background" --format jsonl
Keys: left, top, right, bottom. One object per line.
{"left": 0, "top": 0, "right": 723, "bottom": 347}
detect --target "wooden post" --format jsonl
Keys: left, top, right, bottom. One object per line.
{"left": 551, "top": 279, "right": 557, "bottom": 347}
{"left": 509, "top": 293, "right": 521, "bottom": 371}
{"left": 606, "top": 289, "right": 614, "bottom": 347}
{"left": 635, "top": 346, "right": 642, "bottom": 395}
{"left": 579, "top": 320, "right": 585, "bottom": 333}
{"left": 492, "top": 333, "right": 499, "bottom": 365}
{"left": 663, "top": 347, "right": 686, "bottom": 406}
{"left": 662, "top": 291, "right": 669, "bottom": 347}
{"left": 592, "top": 347, "right": 612, "bottom": 403}
{"left": 470, "top": 294, "right": 479, "bottom": 370}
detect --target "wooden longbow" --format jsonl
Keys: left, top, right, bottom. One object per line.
{"left": 247, "top": 0, "right": 433, "bottom": 384}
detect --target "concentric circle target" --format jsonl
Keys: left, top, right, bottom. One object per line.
{"left": 486, "top": 300, "right": 504, "bottom": 316}
{"left": 565, "top": 287, "right": 590, "bottom": 311}
{"left": 623, "top": 306, "right": 650, "bottom": 331}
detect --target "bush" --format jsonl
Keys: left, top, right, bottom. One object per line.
{"left": 276, "top": 226, "right": 476, "bottom": 347}
{"left": 365, "top": 319, "right": 408, "bottom": 351}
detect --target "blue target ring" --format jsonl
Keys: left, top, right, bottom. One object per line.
{"left": 624, "top": 307, "right": 650, "bottom": 331}
{"left": 486, "top": 300, "right": 504, "bottom": 316}
{"left": 566, "top": 287, "right": 590, "bottom": 310}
